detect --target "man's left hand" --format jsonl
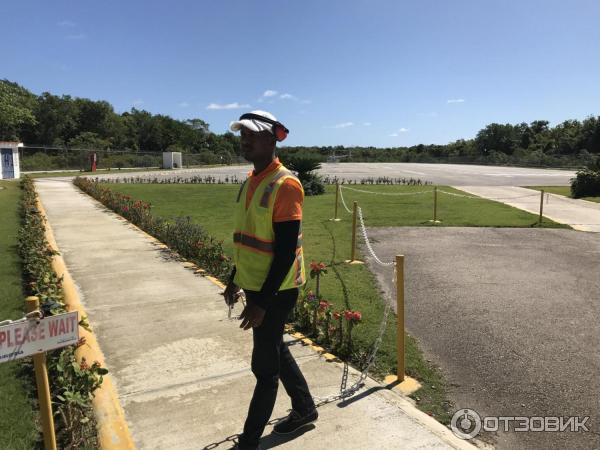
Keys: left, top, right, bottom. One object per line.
{"left": 239, "top": 303, "right": 266, "bottom": 330}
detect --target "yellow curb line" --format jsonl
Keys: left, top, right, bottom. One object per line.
{"left": 283, "top": 327, "right": 341, "bottom": 362}
{"left": 35, "top": 194, "right": 136, "bottom": 450}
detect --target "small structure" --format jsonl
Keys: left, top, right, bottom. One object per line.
{"left": 0, "top": 142, "right": 22, "bottom": 180}
{"left": 162, "top": 152, "right": 182, "bottom": 169}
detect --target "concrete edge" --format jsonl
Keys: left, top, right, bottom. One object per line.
{"left": 35, "top": 186, "right": 137, "bottom": 450}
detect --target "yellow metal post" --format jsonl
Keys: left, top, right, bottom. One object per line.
{"left": 396, "top": 256, "right": 405, "bottom": 382}
{"left": 433, "top": 186, "right": 438, "bottom": 222}
{"left": 26, "top": 296, "right": 57, "bottom": 450}
{"left": 539, "top": 189, "right": 544, "bottom": 225}
{"left": 334, "top": 182, "right": 340, "bottom": 220}
{"left": 351, "top": 201, "right": 358, "bottom": 261}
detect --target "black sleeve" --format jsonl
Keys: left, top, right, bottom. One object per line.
{"left": 252, "top": 220, "right": 300, "bottom": 310}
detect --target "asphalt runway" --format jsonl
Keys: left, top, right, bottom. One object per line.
{"left": 90, "top": 162, "right": 576, "bottom": 186}
{"left": 366, "top": 227, "right": 600, "bottom": 450}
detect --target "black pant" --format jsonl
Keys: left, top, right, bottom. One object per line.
{"left": 239, "top": 288, "right": 315, "bottom": 448}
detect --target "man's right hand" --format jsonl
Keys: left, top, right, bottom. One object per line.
{"left": 223, "top": 281, "right": 242, "bottom": 306}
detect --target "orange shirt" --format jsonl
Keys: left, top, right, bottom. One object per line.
{"left": 245, "top": 158, "right": 303, "bottom": 222}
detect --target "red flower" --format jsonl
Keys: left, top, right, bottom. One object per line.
{"left": 333, "top": 312, "right": 341, "bottom": 320}
{"left": 318, "top": 300, "right": 330, "bottom": 311}
{"left": 343, "top": 310, "right": 362, "bottom": 322}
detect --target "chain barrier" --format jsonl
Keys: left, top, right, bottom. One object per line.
{"left": 312, "top": 205, "right": 396, "bottom": 404}
{"left": 437, "top": 189, "right": 539, "bottom": 201}
{"left": 312, "top": 274, "right": 394, "bottom": 405}
{"left": 341, "top": 186, "right": 431, "bottom": 196}
{"left": 357, "top": 206, "right": 396, "bottom": 267}
{"left": 338, "top": 185, "right": 353, "bottom": 214}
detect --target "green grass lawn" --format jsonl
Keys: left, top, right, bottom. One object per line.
{"left": 101, "top": 183, "right": 567, "bottom": 422}
{"left": 528, "top": 185, "right": 600, "bottom": 203}
{"left": 0, "top": 181, "right": 39, "bottom": 449}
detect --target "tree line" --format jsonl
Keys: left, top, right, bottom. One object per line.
{"left": 1, "top": 79, "right": 599, "bottom": 169}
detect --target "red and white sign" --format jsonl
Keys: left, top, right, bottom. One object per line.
{"left": 0, "top": 312, "right": 79, "bottom": 363}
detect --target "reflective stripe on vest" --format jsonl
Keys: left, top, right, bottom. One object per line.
{"left": 259, "top": 169, "right": 293, "bottom": 208}
{"left": 233, "top": 231, "right": 303, "bottom": 254}
{"left": 294, "top": 251, "right": 303, "bottom": 286}
{"left": 233, "top": 232, "right": 274, "bottom": 254}
{"left": 236, "top": 180, "right": 248, "bottom": 203}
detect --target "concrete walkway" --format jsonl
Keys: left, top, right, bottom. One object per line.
{"left": 35, "top": 178, "right": 479, "bottom": 450}
{"left": 452, "top": 186, "right": 600, "bottom": 232}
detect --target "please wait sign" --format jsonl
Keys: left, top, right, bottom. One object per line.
{"left": 0, "top": 311, "right": 79, "bottom": 363}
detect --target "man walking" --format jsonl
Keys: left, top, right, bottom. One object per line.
{"left": 224, "top": 111, "right": 318, "bottom": 450}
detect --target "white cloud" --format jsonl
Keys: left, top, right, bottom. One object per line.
{"left": 280, "top": 93, "right": 298, "bottom": 100}
{"left": 363, "top": 122, "right": 372, "bottom": 126}
{"left": 263, "top": 90, "right": 278, "bottom": 97}
{"left": 326, "top": 122, "right": 354, "bottom": 129}
{"left": 132, "top": 99, "right": 144, "bottom": 107}
{"left": 389, "top": 127, "right": 409, "bottom": 137}
{"left": 447, "top": 98, "right": 465, "bottom": 104}
{"left": 65, "top": 33, "right": 86, "bottom": 40}
{"left": 57, "top": 20, "right": 76, "bottom": 27}
{"left": 178, "top": 102, "right": 190, "bottom": 108}
{"left": 206, "top": 102, "right": 251, "bottom": 110}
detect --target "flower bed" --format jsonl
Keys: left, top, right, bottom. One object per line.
{"left": 293, "top": 261, "right": 363, "bottom": 358}
{"left": 73, "top": 177, "right": 232, "bottom": 280}
{"left": 93, "top": 174, "right": 429, "bottom": 186}
{"left": 19, "top": 176, "right": 107, "bottom": 449}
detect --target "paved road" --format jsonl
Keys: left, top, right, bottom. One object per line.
{"left": 366, "top": 227, "right": 600, "bottom": 450}
{"left": 86, "top": 163, "right": 576, "bottom": 186}
{"left": 453, "top": 186, "right": 600, "bottom": 232}
{"left": 35, "top": 178, "right": 476, "bottom": 450}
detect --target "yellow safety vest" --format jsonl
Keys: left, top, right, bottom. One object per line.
{"left": 233, "top": 165, "right": 306, "bottom": 292}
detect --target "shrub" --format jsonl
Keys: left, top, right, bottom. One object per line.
{"left": 571, "top": 169, "right": 600, "bottom": 198}
{"left": 281, "top": 154, "right": 326, "bottom": 196}
{"left": 19, "top": 177, "right": 105, "bottom": 448}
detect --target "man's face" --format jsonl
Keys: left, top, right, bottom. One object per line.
{"left": 240, "top": 127, "right": 275, "bottom": 162}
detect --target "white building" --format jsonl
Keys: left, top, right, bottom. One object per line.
{"left": 0, "top": 142, "right": 22, "bottom": 180}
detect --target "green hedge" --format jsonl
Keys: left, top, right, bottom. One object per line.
{"left": 19, "top": 177, "right": 107, "bottom": 448}
{"left": 571, "top": 169, "right": 600, "bottom": 198}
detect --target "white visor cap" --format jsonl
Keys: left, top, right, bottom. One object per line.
{"left": 229, "top": 110, "right": 277, "bottom": 134}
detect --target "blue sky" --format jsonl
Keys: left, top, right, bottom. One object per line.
{"left": 2, "top": 0, "right": 600, "bottom": 147}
